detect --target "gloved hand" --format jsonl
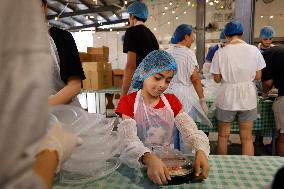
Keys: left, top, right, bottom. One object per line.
{"left": 200, "top": 98, "right": 209, "bottom": 115}
{"left": 36, "top": 121, "right": 82, "bottom": 172}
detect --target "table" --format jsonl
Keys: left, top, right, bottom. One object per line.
{"left": 80, "top": 87, "right": 121, "bottom": 115}
{"left": 197, "top": 97, "right": 276, "bottom": 137}
{"left": 54, "top": 155, "right": 284, "bottom": 189}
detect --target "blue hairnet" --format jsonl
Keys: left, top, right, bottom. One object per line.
{"left": 131, "top": 50, "right": 177, "bottom": 89}
{"left": 224, "top": 20, "right": 244, "bottom": 36}
{"left": 127, "top": 1, "right": 148, "bottom": 21}
{"left": 171, "top": 24, "right": 193, "bottom": 44}
{"left": 259, "top": 26, "right": 275, "bottom": 39}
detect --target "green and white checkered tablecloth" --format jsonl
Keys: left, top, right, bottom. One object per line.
{"left": 54, "top": 155, "right": 284, "bottom": 189}
{"left": 197, "top": 97, "right": 276, "bottom": 137}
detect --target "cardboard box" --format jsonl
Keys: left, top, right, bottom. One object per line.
{"left": 102, "top": 63, "right": 112, "bottom": 88}
{"left": 87, "top": 46, "right": 109, "bottom": 61}
{"left": 82, "top": 62, "right": 104, "bottom": 72}
{"left": 82, "top": 62, "right": 105, "bottom": 90}
{"left": 79, "top": 52, "right": 90, "bottom": 62}
{"left": 113, "top": 69, "right": 124, "bottom": 76}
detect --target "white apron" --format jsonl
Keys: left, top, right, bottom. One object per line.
{"left": 133, "top": 90, "right": 175, "bottom": 149}
{"left": 48, "top": 35, "right": 80, "bottom": 106}
{"left": 169, "top": 83, "right": 212, "bottom": 127}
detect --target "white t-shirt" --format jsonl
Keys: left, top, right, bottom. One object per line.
{"left": 166, "top": 45, "right": 198, "bottom": 86}
{"left": 210, "top": 42, "right": 266, "bottom": 111}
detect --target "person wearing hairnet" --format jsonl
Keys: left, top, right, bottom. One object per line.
{"left": 166, "top": 24, "right": 211, "bottom": 153}
{"left": 41, "top": 0, "right": 85, "bottom": 106}
{"left": 202, "top": 31, "right": 227, "bottom": 78}
{"left": 0, "top": 1, "right": 81, "bottom": 188}
{"left": 258, "top": 26, "right": 276, "bottom": 53}
{"left": 210, "top": 20, "right": 266, "bottom": 155}
{"left": 116, "top": 50, "right": 210, "bottom": 185}
{"left": 121, "top": 1, "right": 159, "bottom": 97}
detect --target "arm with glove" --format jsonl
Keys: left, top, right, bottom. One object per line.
{"left": 190, "top": 68, "right": 209, "bottom": 114}
{"left": 175, "top": 111, "right": 210, "bottom": 180}
{"left": 33, "top": 122, "right": 82, "bottom": 189}
{"left": 118, "top": 118, "right": 171, "bottom": 185}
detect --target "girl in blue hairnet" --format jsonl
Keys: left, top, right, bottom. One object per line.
{"left": 116, "top": 50, "right": 210, "bottom": 185}
{"left": 210, "top": 20, "right": 266, "bottom": 155}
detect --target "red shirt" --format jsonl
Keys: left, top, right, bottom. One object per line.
{"left": 115, "top": 92, "right": 182, "bottom": 118}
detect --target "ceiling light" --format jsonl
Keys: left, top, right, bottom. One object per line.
{"left": 172, "top": 10, "right": 175, "bottom": 14}
{"left": 116, "top": 31, "right": 119, "bottom": 35}
{"left": 184, "top": 11, "right": 187, "bottom": 14}
{"left": 169, "top": 1, "right": 172, "bottom": 6}
{"left": 209, "top": 2, "right": 214, "bottom": 5}
{"left": 124, "top": 1, "right": 127, "bottom": 5}
{"left": 162, "top": 12, "right": 165, "bottom": 15}
{"left": 176, "top": 16, "right": 179, "bottom": 19}
{"left": 90, "top": 15, "right": 94, "bottom": 19}
{"left": 55, "top": 17, "right": 58, "bottom": 21}
{"left": 188, "top": 1, "right": 191, "bottom": 6}
{"left": 270, "top": 15, "right": 274, "bottom": 19}
{"left": 164, "top": 6, "right": 168, "bottom": 10}
{"left": 260, "top": 15, "right": 264, "bottom": 18}
{"left": 168, "top": 21, "right": 170, "bottom": 24}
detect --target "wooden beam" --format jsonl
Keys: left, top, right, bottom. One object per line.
{"left": 68, "top": 18, "right": 128, "bottom": 31}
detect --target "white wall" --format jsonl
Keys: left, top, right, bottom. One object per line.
{"left": 72, "top": 31, "right": 93, "bottom": 52}
{"left": 254, "top": 0, "right": 284, "bottom": 37}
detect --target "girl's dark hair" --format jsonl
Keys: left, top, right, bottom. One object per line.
{"left": 42, "top": 0, "right": 47, "bottom": 6}
{"left": 225, "top": 33, "right": 243, "bottom": 37}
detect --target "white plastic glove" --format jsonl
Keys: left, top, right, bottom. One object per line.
{"left": 175, "top": 112, "right": 210, "bottom": 157}
{"left": 200, "top": 98, "right": 209, "bottom": 115}
{"left": 117, "top": 118, "right": 151, "bottom": 168}
{"left": 36, "top": 121, "right": 82, "bottom": 172}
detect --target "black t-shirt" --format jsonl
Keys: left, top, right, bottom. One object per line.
{"left": 123, "top": 25, "right": 159, "bottom": 68}
{"left": 261, "top": 46, "right": 284, "bottom": 96}
{"left": 49, "top": 27, "right": 85, "bottom": 84}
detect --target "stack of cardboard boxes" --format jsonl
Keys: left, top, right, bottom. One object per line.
{"left": 80, "top": 46, "right": 113, "bottom": 90}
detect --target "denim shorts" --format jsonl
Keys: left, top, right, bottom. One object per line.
{"left": 216, "top": 107, "right": 258, "bottom": 122}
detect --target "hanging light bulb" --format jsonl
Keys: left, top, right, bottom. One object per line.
{"left": 184, "top": 11, "right": 187, "bottom": 14}
{"left": 169, "top": 1, "right": 173, "bottom": 6}
{"left": 209, "top": 1, "right": 214, "bottom": 5}
{"left": 164, "top": 6, "right": 168, "bottom": 10}
{"left": 162, "top": 11, "right": 166, "bottom": 15}
{"left": 55, "top": 17, "right": 58, "bottom": 21}
{"left": 153, "top": 27, "right": 157, "bottom": 31}
{"left": 116, "top": 31, "right": 120, "bottom": 35}
{"left": 168, "top": 21, "right": 171, "bottom": 24}
{"left": 187, "top": 1, "right": 191, "bottom": 6}
{"left": 172, "top": 10, "right": 175, "bottom": 14}
{"left": 176, "top": 16, "right": 179, "bottom": 20}
{"left": 110, "top": 28, "right": 112, "bottom": 31}
{"left": 85, "top": 15, "right": 89, "bottom": 19}
{"left": 124, "top": 0, "right": 127, "bottom": 5}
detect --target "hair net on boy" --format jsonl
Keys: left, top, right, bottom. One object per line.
{"left": 131, "top": 50, "right": 177, "bottom": 90}
{"left": 259, "top": 26, "right": 275, "bottom": 39}
{"left": 224, "top": 20, "right": 244, "bottom": 36}
{"left": 127, "top": 1, "right": 148, "bottom": 21}
{"left": 171, "top": 24, "right": 193, "bottom": 44}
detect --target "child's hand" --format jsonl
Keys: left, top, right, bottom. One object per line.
{"left": 143, "top": 153, "right": 171, "bottom": 185}
{"left": 194, "top": 150, "right": 210, "bottom": 180}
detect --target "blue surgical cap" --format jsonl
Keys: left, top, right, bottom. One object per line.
{"left": 131, "top": 50, "right": 177, "bottom": 90}
{"left": 127, "top": 1, "right": 148, "bottom": 21}
{"left": 171, "top": 24, "right": 193, "bottom": 44}
{"left": 224, "top": 20, "right": 244, "bottom": 36}
{"left": 259, "top": 26, "right": 275, "bottom": 39}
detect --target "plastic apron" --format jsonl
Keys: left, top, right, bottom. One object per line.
{"left": 133, "top": 90, "right": 175, "bottom": 150}
{"left": 48, "top": 35, "right": 80, "bottom": 106}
